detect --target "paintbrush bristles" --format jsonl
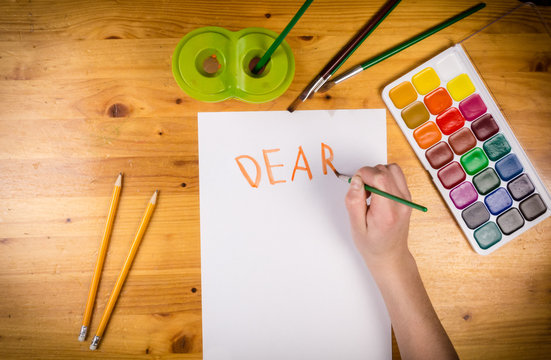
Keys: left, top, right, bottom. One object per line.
{"left": 287, "top": 97, "right": 302, "bottom": 113}
{"left": 318, "top": 81, "right": 336, "bottom": 93}
{"left": 332, "top": 168, "right": 351, "bottom": 182}
{"left": 337, "top": 174, "right": 351, "bottom": 182}
{"left": 287, "top": 81, "right": 323, "bottom": 112}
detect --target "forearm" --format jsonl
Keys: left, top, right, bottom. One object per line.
{"left": 367, "top": 253, "right": 458, "bottom": 360}
{"left": 344, "top": 165, "right": 458, "bottom": 359}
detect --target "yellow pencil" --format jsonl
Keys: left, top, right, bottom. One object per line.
{"left": 89, "top": 190, "right": 158, "bottom": 350}
{"left": 79, "top": 173, "right": 123, "bottom": 342}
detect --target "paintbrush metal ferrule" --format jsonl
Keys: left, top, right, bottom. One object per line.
{"left": 319, "top": 66, "right": 363, "bottom": 93}
{"left": 90, "top": 335, "right": 101, "bottom": 350}
{"left": 322, "top": 2, "right": 486, "bottom": 91}
{"left": 291, "top": 0, "right": 402, "bottom": 107}
{"left": 302, "top": 76, "right": 327, "bottom": 100}
{"left": 318, "top": 80, "right": 335, "bottom": 93}
{"left": 333, "top": 66, "right": 364, "bottom": 86}
{"left": 311, "top": 75, "right": 332, "bottom": 94}
{"left": 78, "top": 325, "right": 87, "bottom": 342}
{"left": 287, "top": 76, "right": 327, "bottom": 112}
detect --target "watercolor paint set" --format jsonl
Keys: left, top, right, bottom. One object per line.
{"left": 382, "top": 44, "right": 551, "bottom": 255}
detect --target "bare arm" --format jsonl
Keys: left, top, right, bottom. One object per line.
{"left": 344, "top": 164, "right": 458, "bottom": 360}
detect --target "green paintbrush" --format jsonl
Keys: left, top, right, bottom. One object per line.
{"left": 319, "top": 2, "right": 486, "bottom": 92}
{"left": 334, "top": 169, "right": 428, "bottom": 212}
{"left": 252, "top": 0, "right": 314, "bottom": 74}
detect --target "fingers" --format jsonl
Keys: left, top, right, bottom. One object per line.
{"left": 357, "top": 166, "right": 396, "bottom": 214}
{"left": 344, "top": 175, "right": 368, "bottom": 236}
{"left": 356, "top": 164, "right": 409, "bottom": 196}
{"left": 355, "top": 164, "right": 412, "bottom": 214}
{"left": 356, "top": 165, "right": 384, "bottom": 189}
{"left": 387, "top": 163, "right": 412, "bottom": 200}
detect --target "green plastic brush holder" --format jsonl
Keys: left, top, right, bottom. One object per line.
{"left": 172, "top": 26, "right": 295, "bottom": 103}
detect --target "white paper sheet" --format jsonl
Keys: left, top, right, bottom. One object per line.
{"left": 198, "top": 110, "right": 390, "bottom": 360}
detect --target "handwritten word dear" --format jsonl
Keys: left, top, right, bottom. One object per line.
{"left": 235, "top": 143, "right": 336, "bottom": 188}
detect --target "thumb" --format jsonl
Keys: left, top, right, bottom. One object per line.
{"left": 345, "top": 175, "right": 368, "bottom": 236}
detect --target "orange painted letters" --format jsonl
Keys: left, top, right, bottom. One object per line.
{"left": 235, "top": 155, "right": 261, "bottom": 188}
{"left": 236, "top": 143, "right": 336, "bottom": 187}
{"left": 262, "top": 149, "right": 286, "bottom": 185}
{"left": 321, "top": 142, "right": 336, "bottom": 175}
{"left": 291, "top": 146, "right": 312, "bottom": 181}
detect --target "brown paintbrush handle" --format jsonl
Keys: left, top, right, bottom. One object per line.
{"left": 318, "top": 0, "right": 400, "bottom": 78}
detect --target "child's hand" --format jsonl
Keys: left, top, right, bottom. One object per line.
{"left": 345, "top": 164, "right": 458, "bottom": 360}
{"left": 344, "top": 164, "right": 413, "bottom": 269}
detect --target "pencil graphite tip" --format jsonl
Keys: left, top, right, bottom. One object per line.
{"left": 150, "top": 190, "right": 158, "bottom": 204}
{"left": 115, "top": 173, "right": 122, "bottom": 186}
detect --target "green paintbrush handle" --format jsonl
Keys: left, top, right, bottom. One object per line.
{"left": 347, "top": 178, "right": 428, "bottom": 212}
{"left": 253, "top": 0, "right": 314, "bottom": 74}
{"left": 329, "top": 0, "right": 401, "bottom": 76}
{"left": 361, "top": 2, "right": 486, "bottom": 71}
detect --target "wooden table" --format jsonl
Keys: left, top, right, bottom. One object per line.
{"left": 1, "top": 1, "right": 549, "bottom": 359}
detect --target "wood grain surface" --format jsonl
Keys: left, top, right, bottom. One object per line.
{"left": 0, "top": 1, "right": 549, "bottom": 359}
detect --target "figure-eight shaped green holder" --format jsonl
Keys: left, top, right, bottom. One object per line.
{"left": 172, "top": 26, "right": 295, "bottom": 103}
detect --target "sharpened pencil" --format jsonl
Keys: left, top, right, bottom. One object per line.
{"left": 89, "top": 191, "right": 158, "bottom": 351}
{"left": 79, "top": 173, "right": 122, "bottom": 342}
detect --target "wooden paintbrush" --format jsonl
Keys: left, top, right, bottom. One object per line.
{"left": 287, "top": 0, "right": 401, "bottom": 112}
{"left": 319, "top": 3, "right": 486, "bottom": 92}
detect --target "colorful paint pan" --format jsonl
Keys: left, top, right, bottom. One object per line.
{"left": 448, "top": 127, "right": 476, "bottom": 155}
{"left": 459, "top": 93, "right": 487, "bottom": 121}
{"left": 389, "top": 81, "right": 418, "bottom": 109}
{"left": 413, "top": 121, "right": 441, "bottom": 149}
{"left": 519, "top": 194, "right": 547, "bottom": 221}
{"left": 401, "top": 101, "right": 430, "bottom": 129}
{"left": 412, "top": 67, "right": 440, "bottom": 95}
{"left": 485, "top": 187, "right": 513, "bottom": 215}
{"left": 460, "top": 147, "right": 488, "bottom": 176}
{"left": 462, "top": 202, "right": 490, "bottom": 230}
{"left": 483, "top": 134, "right": 511, "bottom": 161}
{"left": 496, "top": 208, "right": 524, "bottom": 235}
{"left": 382, "top": 44, "right": 551, "bottom": 255}
{"left": 447, "top": 73, "right": 475, "bottom": 101}
{"left": 424, "top": 87, "right": 453, "bottom": 115}
{"left": 472, "top": 168, "right": 500, "bottom": 195}
{"left": 471, "top": 114, "right": 499, "bottom": 141}
{"left": 507, "top": 174, "right": 535, "bottom": 201}
{"left": 438, "top": 162, "right": 466, "bottom": 189}
{"left": 436, "top": 107, "right": 465, "bottom": 135}
{"left": 474, "top": 222, "right": 501, "bottom": 249}
{"left": 425, "top": 142, "right": 454, "bottom": 169}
